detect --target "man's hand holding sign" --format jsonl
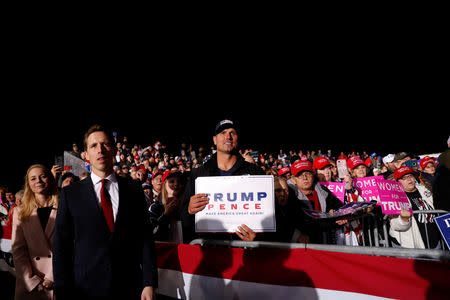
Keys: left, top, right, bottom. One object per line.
{"left": 180, "top": 119, "right": 267, "bottom": 243}
{"left": 188, "top": 193, "right": 210, "bottom": 215}
{"left": 188, "top": 192, "right": 259, "bottom": 240}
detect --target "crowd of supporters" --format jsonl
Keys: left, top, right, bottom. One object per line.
{"left": 1, "top": 121, "right": 449, "bottom": 299}
{"left": 2, "top": 131, "right": 450, "bottom": 248}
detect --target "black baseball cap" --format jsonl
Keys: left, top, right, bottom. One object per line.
{"left": 214, "top": 119, "right": 239, "bottom": 135}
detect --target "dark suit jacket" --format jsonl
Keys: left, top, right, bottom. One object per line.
{"left": 53, "top": 175, "right": 158, "bottom": 299}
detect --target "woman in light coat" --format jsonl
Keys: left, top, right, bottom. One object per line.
{"left": 389, "top": 166, "right": 437, "bottom": 249}
{"left": 12, "top": 164, "right": 58, "bottom": 300}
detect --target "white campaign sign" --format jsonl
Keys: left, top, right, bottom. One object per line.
{"left": 195, "top": 175, "right": 276, "bottom": 233}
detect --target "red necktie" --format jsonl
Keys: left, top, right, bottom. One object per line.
{"left": 101, "top": 179, "right": 114, "bottom": 232}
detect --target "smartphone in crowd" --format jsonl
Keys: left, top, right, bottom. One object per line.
{"left": 337, "top": 159, "right": 349, "bottom": 179}
{"left": 55, "top": 155, "right": 63, "bottom": 168}
{"left": 404, "top": 160, "right": 418, "bottom": 169}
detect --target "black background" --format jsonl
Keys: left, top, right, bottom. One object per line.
{"left": 1, "top": 21, "right": 448, "bottom": 191}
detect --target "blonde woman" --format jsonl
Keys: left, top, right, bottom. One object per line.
{"left": 12, "top": 164, "right": 58, "bottom": 300}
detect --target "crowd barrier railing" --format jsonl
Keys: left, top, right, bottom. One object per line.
{"left": 188, "top": 209, "right": 450, "bottom": 261}
{"left": 382, "top": 209, "right": 449, "bottom": 250}
{"left": 304, "top": 208, "right": 448, "bottom": 250}
{"left": 189, "top": 239, "right": 450, "bottom": 261}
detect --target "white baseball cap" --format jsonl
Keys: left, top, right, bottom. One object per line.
{"left": 382, "top": 154, "right": 395, "bottom": 164}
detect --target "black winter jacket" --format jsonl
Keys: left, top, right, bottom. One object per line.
{"left": 180, "top": 153, "right": 264, "bottom": 243}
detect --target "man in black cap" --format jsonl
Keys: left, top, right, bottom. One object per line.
{"left": 180, "top": 119, "right": 265, "bottom": 243}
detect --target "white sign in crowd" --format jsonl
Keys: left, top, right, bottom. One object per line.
{"left": 195, "top": 175, "right": 276, "bottom": 233}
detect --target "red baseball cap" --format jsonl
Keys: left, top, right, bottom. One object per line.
{"left": 419, "top": 156, "right": 435, "bottom": 169}
{"left": 162, "top": 170, "right": 172, "bottom": 183}
{"left": 364, "top": 158, "right": 373, "bottom": 167}
{"left": 313, "top": 157, "right": 331, "bottom": 170}
{"left": 162, "top": 170, "right": 181, "bottom": 183}
{"left": 291, "top": 160, "right": 313, "bottom": 176}
{"left": 394, "top": 166, "right": 414, "bottom": 180}
{"left": 347, "top": 156, "right": 365, "bottom": 171}
{"left": 278, "top": 166, "right": 290, "bottom": 176}
{"left": 152, "top": 171, "right": 163, "bottom": 179}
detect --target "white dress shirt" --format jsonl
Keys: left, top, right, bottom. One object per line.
{"left": 90, "top": 172, "right": 120, "bottom": 221}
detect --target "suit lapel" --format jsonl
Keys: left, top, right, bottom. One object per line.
{"left": 84, "top": 177, "right": 102, "bottom": 213}
{"left": 26, "top": 209, "right": 52, "bottom": 251}
{"left": 44, "top": 207, "right": 57, "bottom": 246}
{"left": 113, "top": 176, "right": 126, "bottom": 235}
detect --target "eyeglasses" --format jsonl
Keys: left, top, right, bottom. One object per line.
{"left": 400, "top": 174, "right": 415, "bottom": 181}
{"left": 296, "top": 172, "right": 314, "bottom": 178}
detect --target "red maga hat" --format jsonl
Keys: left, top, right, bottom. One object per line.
{"left": 394, "top": 166, "right": 414, "bottom": 180}
{"left": 347, "top": 156, "right": 365, "bottom": 171}
{"left": 419, "top": 156, "right": 435, "bottom": 170}
{"left": 278, "top": 166, "right": 290, "bottom": 176}
{"left": 313, "top": 157, "right": 331, "bottom": 170}
{"left": 291, "top": 160, "right": 313, "bottom": 176}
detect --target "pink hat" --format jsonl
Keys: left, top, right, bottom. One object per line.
{"left": 291, "top": 160, "right": 313, "bottom": 176}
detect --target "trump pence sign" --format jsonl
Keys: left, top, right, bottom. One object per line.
{"left": 195, "top": 175, "right": 276, "bottom": 233}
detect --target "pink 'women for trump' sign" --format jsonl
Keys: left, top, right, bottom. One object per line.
{"left": 352, "top": 176, "right": 383, "bottom": 202}
{"left": 320, "top": 182, "right": 345, "bottom": 203}
{"left": 352, "top": 176, "right": 412, "bottom": 215}
{"left": 376, "top": 179, "right": 413, "bottom": 215}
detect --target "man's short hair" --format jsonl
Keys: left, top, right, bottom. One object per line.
{"left": 83, "top": 124, "right": 116, "bottom": 151}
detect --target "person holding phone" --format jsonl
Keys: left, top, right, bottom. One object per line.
{"left": 313, "top": 156, "right": 335, "bottom": 182}
{"left": 149, "top": 170, "right": 185, "bottom": 242}
{"left": 340, "top": 156, "right": 374, "bottom": 246}
{"left": 343, "top": 156, "right": 368, "bottom": 203}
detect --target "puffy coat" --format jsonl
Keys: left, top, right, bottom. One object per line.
{"left": 389, "top": 182, "right": 434, "bottom": 249}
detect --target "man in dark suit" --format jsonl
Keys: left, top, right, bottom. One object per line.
{"left": 53, "top": 125, "right": 158, "bottom": 300}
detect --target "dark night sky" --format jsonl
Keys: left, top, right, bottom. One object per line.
{"left": 1, "top": 28, "right": 448, "bottom": 191}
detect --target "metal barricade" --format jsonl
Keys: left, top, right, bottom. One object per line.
{"left": 188, "top": 209, "right": 449, "bottom": 260}
{"left": 314, "top": 208, "right": 448, "bottom": 250}
{"left": 383, "top": 209, "right": 448, "bottom": 250}
{"left": 189, "top": 239, "right": 450, "bottom": 261}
